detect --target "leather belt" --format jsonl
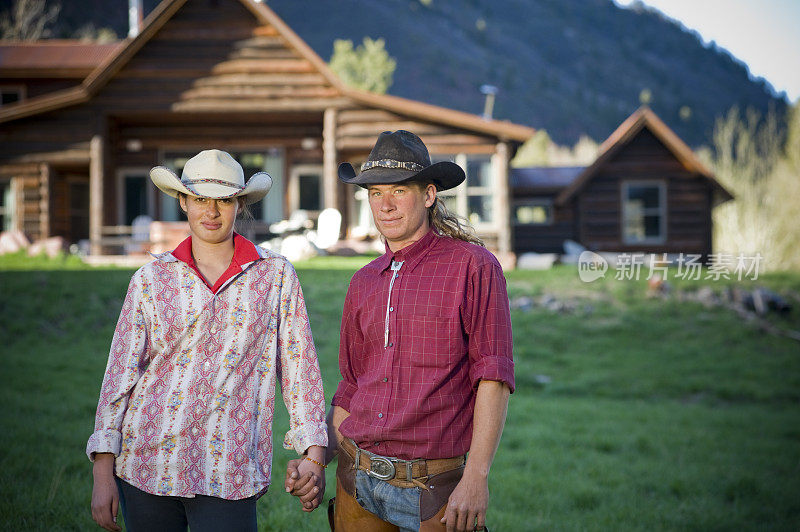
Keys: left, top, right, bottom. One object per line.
{"left": 340, "top": 438, "right": 465, "bottom": 484}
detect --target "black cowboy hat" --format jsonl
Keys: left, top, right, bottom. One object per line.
{"left": 338, "top": 130, "right": 465, "bottom": 191}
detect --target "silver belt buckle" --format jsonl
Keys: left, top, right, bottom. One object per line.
{"left": 367, "top": 456, "right": 396, "bottom": 480}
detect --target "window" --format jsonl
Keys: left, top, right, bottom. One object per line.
{"left": 513, "top": 199, "right": 552, "bottom": 225}
{"left": 349, "top": 152, "right": 498, "bottom": 237}
{"left": 160, "top": 150, "right": 284, "bottom": 223}
{"left": 434, "top": 154, "right": 495, "bottom": 227}
{"left": 350, "top": 187, "right": 375, "bottom": 238}
{"left": 0, "top": 86, "right": 24, "bottom": 107}
{"left": 289, "top": 165, "right": 323, "bottom": 213}
{"left": 116, "top": 169, "right": 156, "bottom": 225}
{"left": 622, "top": 181, "right": 665, "bottom": 244}
{"left": 0, "top": 180, "right": 14, "bottom": 231}
{"left": 298, "top": 173, "right": 321, "bottom": 210}
{"left": 68, "top": 179, "right": 90, "bottom": 241}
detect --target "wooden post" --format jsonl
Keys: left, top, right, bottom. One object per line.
{"left": 38, "top": 163, "right": 50, "bottom": 239}
{"left": 89, "top": 134, "right": 104, "bottom": 256}
{"left": 322, "top": 107, "right": 338, "bottom": 210}
{"left": 11, "top": 177, "right": 21, "bottom": 232}
{"left": 493, "top": 141, "right": 511, "bottom": 255}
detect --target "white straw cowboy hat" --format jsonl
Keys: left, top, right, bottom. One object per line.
{"left": 150, "top": 149, "right": 272, "bottom": 205}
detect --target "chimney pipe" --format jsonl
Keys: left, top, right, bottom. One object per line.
{"left": 480, "top": 84, "right": 498, "bottom": 120}
{"left": 128, "top": 0, "right": 143, "bottom": 38}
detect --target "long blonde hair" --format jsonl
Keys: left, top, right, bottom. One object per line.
{"left": 426, "top": 190, "right": 485, "bottom": 247}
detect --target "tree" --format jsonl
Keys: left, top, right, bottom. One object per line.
{"left": 511, "top": 131, "right": 599, "bottom": 168}
{"left": 706, "top": 105, "right": 800, "bottom": 270}
{"left": 785, "top": 99, "right": 800, "bottom": 171}
{"left": 329, "top": 37, "right": 396, "bottom": 94}
{"left": 74, "top": 23, "right": 118, "bottom": 43}
{"left": 0, "top": 0, "right": 60, "bottom": 41}
{"left": 511, "top": 130, "right": 552, "bottom": 167}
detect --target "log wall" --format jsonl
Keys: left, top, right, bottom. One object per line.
{"left": 0, "top": 0, "right": 516, "bottom": 250}
{"left": 578, "top": 129, "right": 713, "bottom": 256}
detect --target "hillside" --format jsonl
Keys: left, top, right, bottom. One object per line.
{"left": 17, "top": 0, "right": 788, "bottom": 147}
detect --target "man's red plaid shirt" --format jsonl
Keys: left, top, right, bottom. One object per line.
{"left": 332, "top": 229, "right": 515, "bottom": 460}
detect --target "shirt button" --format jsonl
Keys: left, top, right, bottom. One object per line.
{"left": 389, "top": 306, "right": 394, "bottom": 312}
{"left": 382, "top": 377, "right": 388, "bottom": 382}
{"left": 378, "top": 412, "right": 383, "bottom": 418}
{"left": 387, "top": 342, "right": 393, "bottom": 347}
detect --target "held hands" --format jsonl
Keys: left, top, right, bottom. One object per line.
{"left": 441, "top": 468, "right": 489, "bottom": 532}
{"left": 285, "top": 456, "right": 325, "bottom": 512}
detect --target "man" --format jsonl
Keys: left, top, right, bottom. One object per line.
{"left": 289, "top": 130, "right": 514, "bottom": 531}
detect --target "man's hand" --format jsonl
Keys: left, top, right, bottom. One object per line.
{"left": 441, "top": 380, "right": 509, "bottom": 531}
{"left": 91, "top": 453, "right": 121, "bottom": 532}
{"left": 441, "top": 469, "right": 489, "bottom": 532}
{"left": 285, "top": 455, "right": 325, "bottom": 512}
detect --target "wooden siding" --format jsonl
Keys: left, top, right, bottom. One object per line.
{"left": 578, "top": 129, "right": 713, "bottom": 256}
{"left": 336, "top": 108, "right": 497, "bottom": 156}
{"left": 0, "top": 0, "right": 525, "bottom": 253}
{"left": 0, "top": 164, "right": 47, "bottom": 240}
{"left": 99, "top": 2, "right": 348, "bottom": 114}
{"left": 0, "top": 79, "right": 79, "bottom": 100}
{"left": 511, "top": 193, "right": 576, "bottom": 254}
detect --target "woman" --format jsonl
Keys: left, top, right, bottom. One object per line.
{"left": 87, "top": 150, "right": 327, "bottom": 531}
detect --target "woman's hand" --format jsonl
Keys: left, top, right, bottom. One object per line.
{"left": 91, "top": 453, "right": 121, "bottom": 531}
{"left": 285, "top": 446, "right": 326, "bottom": 512}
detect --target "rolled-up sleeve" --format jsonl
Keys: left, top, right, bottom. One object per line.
{"left": 465, "top": 261, "right": 515, "bottom": 393}
{"left": 277, "top": 264, "right": 328, "bottom": 454}
{"left": 86, "top": 272, "right": 150, "bottom": 461}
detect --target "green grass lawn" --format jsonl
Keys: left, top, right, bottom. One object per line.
{"left": 1, "top": 252, "right": 799, "bottom": 530}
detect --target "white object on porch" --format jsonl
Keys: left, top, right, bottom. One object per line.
{"left": 309, "top": 208, "right": 341, "bottom": 250}
{"left": 125, "top": 215, "right": 153, "bottom": 254}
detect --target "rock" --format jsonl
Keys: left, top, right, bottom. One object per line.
{"left": 696, "top": 287, "right": 717, "bottom": 307}
{"left": 27, "top": 236, "right": 67, "bottom": 258}
{"left": 280, "top": 234, "right": 318, "bottom": 262}
{"left": 563, "top": 239, "right": 586, "bottom": 256}
{"left": 0, "top": 230, "right": 30, "bottom": 254}
{"left": 516, "top": 252, "right": 557, "bottom": 270}
{"left": 510, "top": 296, "right": 533, "bottom": 312}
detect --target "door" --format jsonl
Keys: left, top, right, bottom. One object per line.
{"left": 117, "top": 168, "right": 156, "bottom": 225}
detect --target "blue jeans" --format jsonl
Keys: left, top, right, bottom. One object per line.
{"left": 354, "top": 470, "right": 421, "bottom": 532}
{"left": 116, "top": 478, "right": 257, "bottom": 532}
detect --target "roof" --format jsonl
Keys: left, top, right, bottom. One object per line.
{"left": 554, "top": 107, "right": 733, "bottom": 205}
{"left": 0, "top": 0, "right": 535, "bottom": 142}
{"left": 510, "top": 166, "right": 585, "bottom": 190}
{"left": 0, "top": 41, "right": 121, "bottom": 78}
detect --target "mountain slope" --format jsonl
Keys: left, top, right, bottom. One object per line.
{"left": 18, "top": 0, "right": 787, "bottom": 146}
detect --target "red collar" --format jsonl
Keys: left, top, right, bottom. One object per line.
{"left": 172, "top": 233, "right": 261, "bottom": 293}
{"left": 375, "top": 228, "right": 437, "bottom": 272}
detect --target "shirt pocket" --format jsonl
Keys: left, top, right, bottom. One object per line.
{"left": 403, "top": 315, "right": 466, "bottom": 370}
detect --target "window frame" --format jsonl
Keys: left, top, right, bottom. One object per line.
{"left": 621, "top": 180, "right": 667, "bottom": 245}
{"left": 433, "top": 153, "right": 498, "bottom": 231}
{"left": 512, "top": 198, "right": 554, "bottom": 226}
{"left": 115, "top": 167, "right": 157, "bottom": 225}
{"left": 288, "top": 164, "right": 324, "bottom": 215}
{"left": 0, "top": 85, "right": 25, "bottom": 107}
{"left": 0, "top": 179, "right": 16, "bottom": 232}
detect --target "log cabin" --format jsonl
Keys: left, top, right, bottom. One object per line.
{"left": 0, "top": 0, "right": 533, "bottom": 256}
{"left": 511, "top": 107, "right": 733, "bottom": 259}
